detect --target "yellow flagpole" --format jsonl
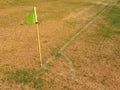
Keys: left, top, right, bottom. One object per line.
{"left": 34, "top": 7, "right": 42, "bottom": 66}
{"left": 36, "top": 23, "right": 42, "bottom": 66}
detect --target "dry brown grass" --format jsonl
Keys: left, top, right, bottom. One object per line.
{"left": 64, "top": 6, "right": 120, "bottom": 89}
{"left": 0, "top": 0, "right": 119, "bottom": 90}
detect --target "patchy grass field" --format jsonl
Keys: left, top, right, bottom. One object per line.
{"left": 0, "top": 0, "right": 120, "bottom": 90}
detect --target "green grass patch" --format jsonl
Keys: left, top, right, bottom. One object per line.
{"left": 6, "top": 69, "right": 35, "bottom": 84}
{"left": 107, "top": 7, "right": 120, "bottom": 27}
{"left": 87, "top": 5, "right": 120, "bottom": 40}
{"left": 83, "top": 4, "right": 120, "bottom": 64}
{"left": 5, "top": 68, "right": 46, "bottom": 90}
{"left": 52, "top": 51, "right": 61, "bottom": 57}
{"left": 89, "top": 23, "right": 114, "bottom": 39}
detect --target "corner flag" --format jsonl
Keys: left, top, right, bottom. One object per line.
{"left": 24, "top": 7, "right": 42, "bottom": 66}
{"left": 24, "top": 7, "right": 38, "bottom": 24}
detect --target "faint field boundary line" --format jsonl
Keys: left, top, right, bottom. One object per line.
{"left": 60, "top": 52, "right": 106, "bottom": 90}
{"left": 42, "top": 53, "right": 105, "bottom": 90}
{"left": 40, "top": 0, "right": 119, "bottom": 90}
{"left": 43, "top": 0, "right": 118, "bottom": 67}
{"left": 41, "top": 1, "right": 119, "bottom": 89}
{"left": 60, "top": 52, "right": 77, "bottom": 81}
{"left": 58, "top": 52, "right": 105, "bottom": 90}
{"left": 58, "top": 0, "right": 118, "bottom": 53}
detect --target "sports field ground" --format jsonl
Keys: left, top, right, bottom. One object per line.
{"left": 0, "top": 0, "right": 120, "bottom": 90}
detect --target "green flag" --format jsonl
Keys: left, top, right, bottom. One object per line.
{"left": 24, "top": 7, "right": 38, "bottom": 24}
